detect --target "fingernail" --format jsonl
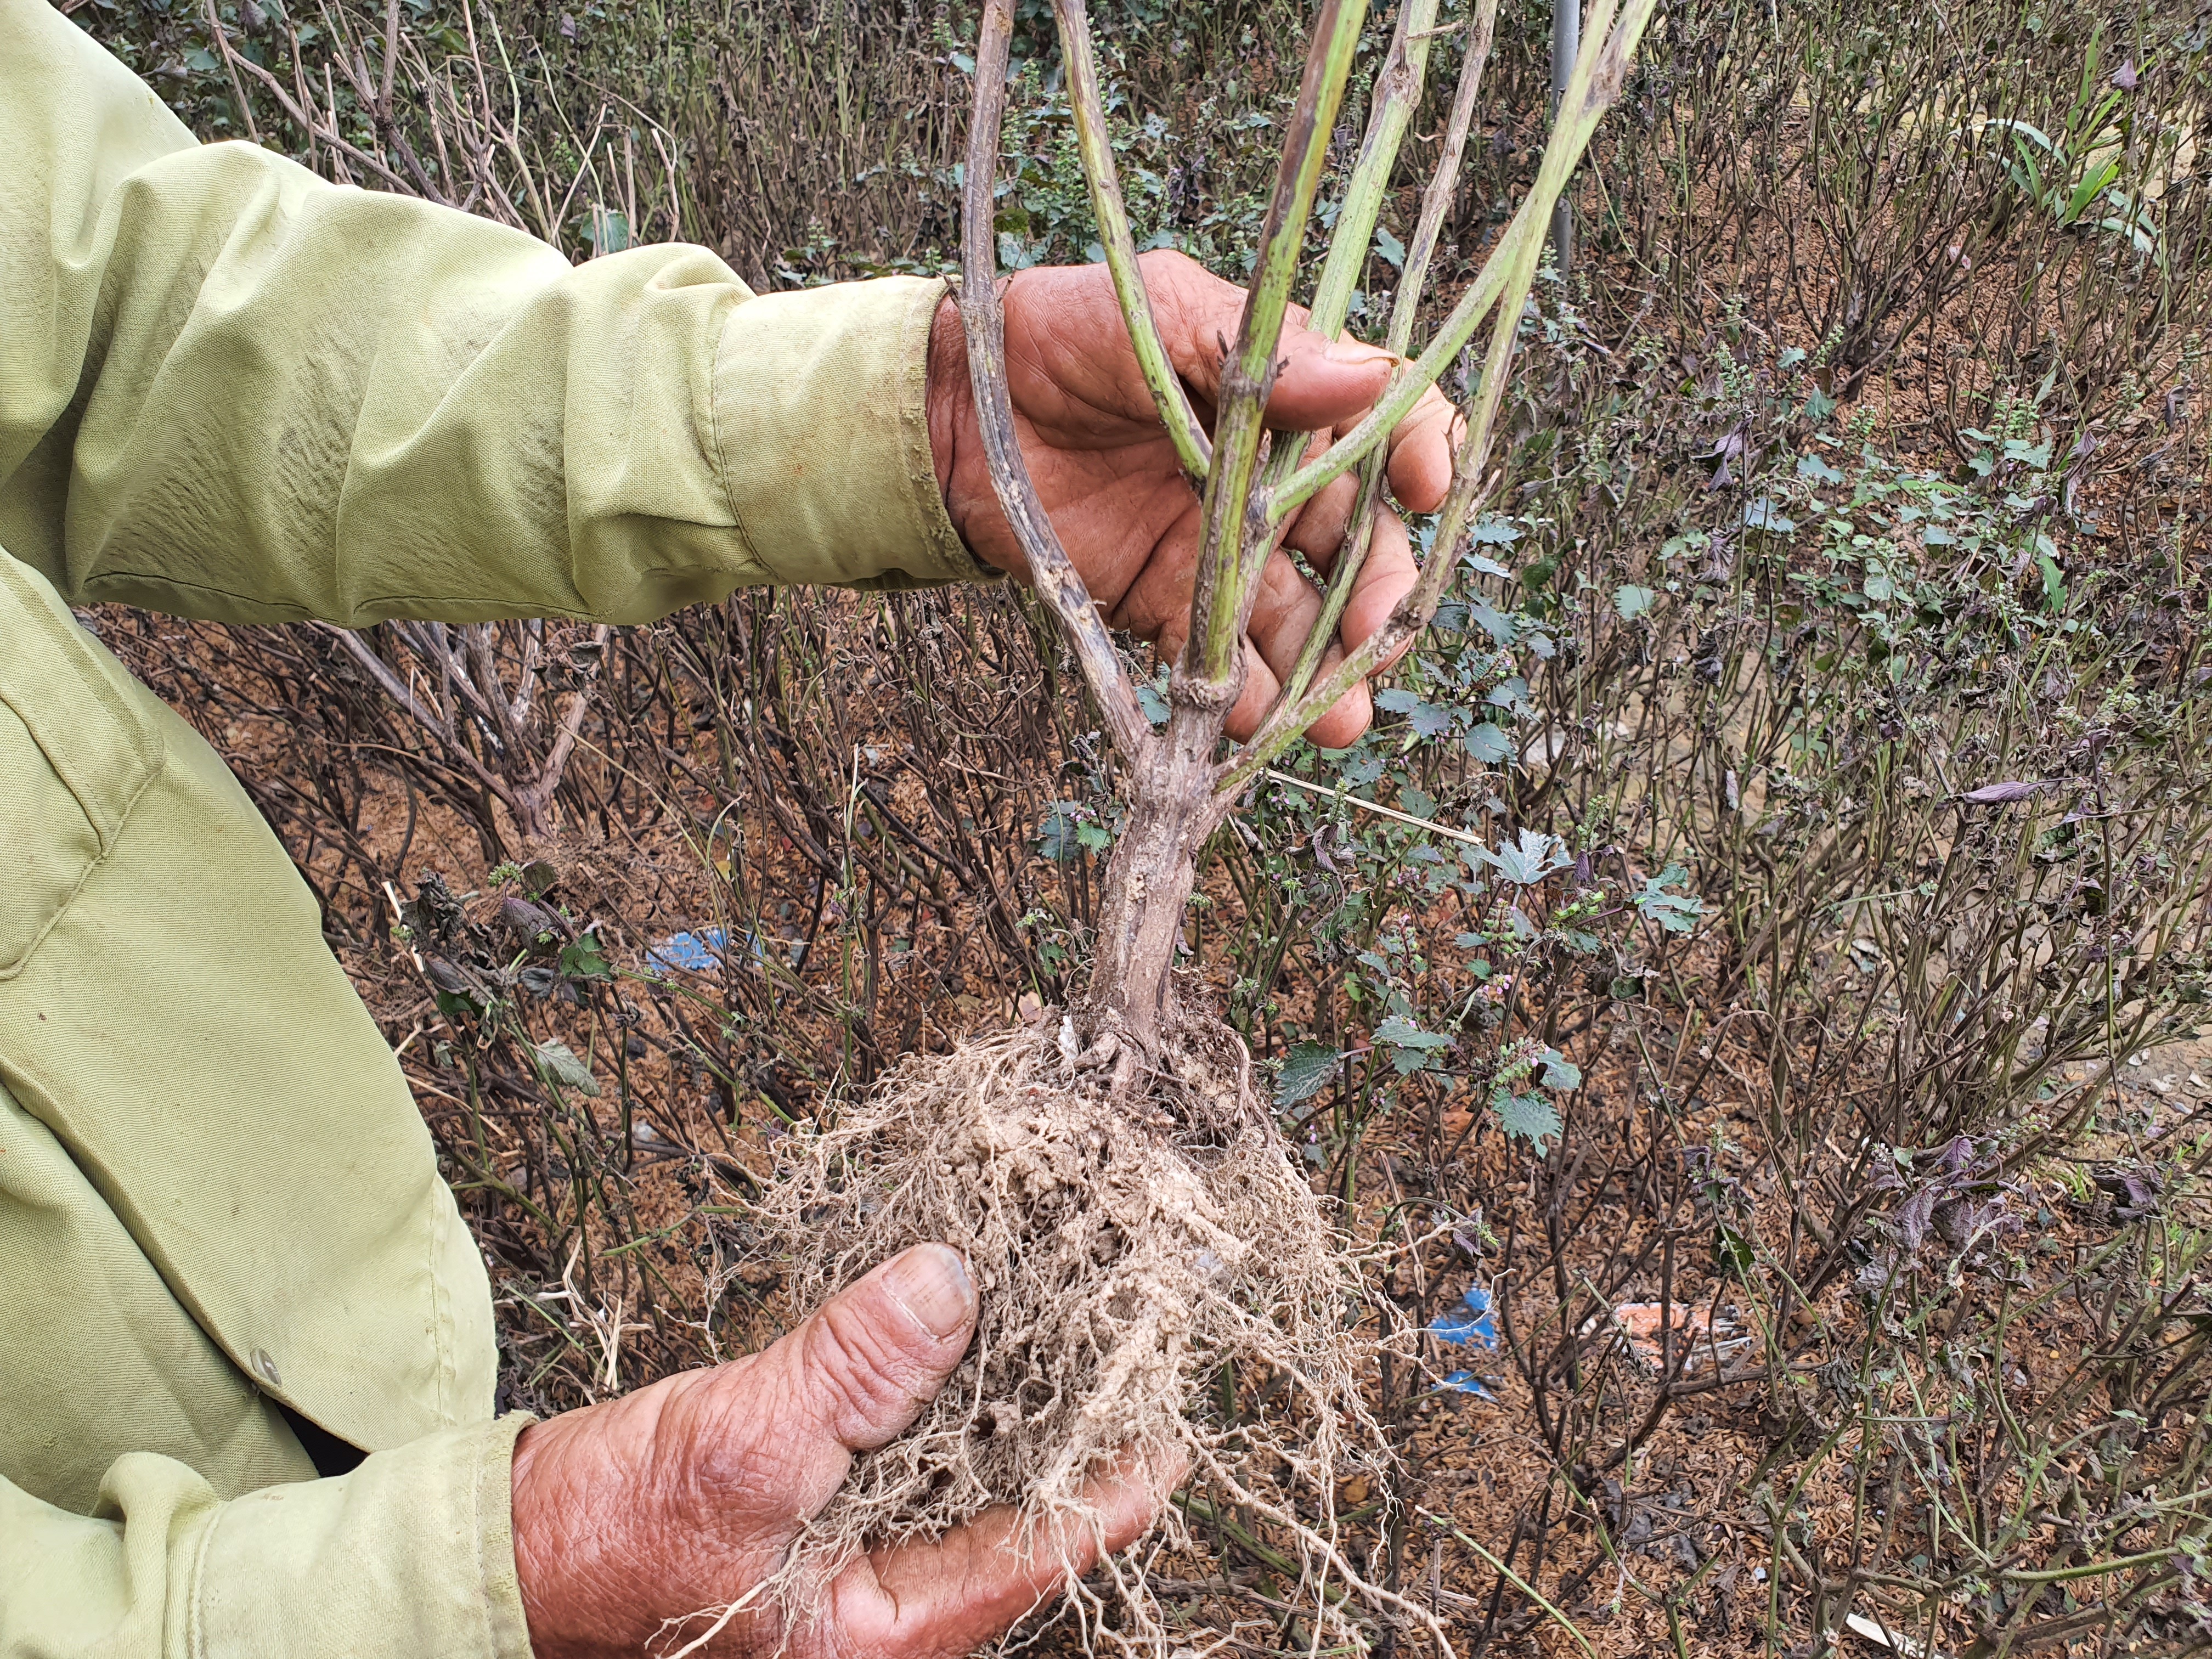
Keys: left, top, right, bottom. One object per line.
{"left": 1323, "top": 340, "right": 1395, "bottom": 368}
{"left": 881, "top": 1244, "right": 975, "bottom": 1341}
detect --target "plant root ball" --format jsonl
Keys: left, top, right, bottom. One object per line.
{"left": 751, "top": 1009, "right": 1385, "bottom": 1631}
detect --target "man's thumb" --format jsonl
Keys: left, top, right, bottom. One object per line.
{"left": 791, "top": 1243, "right": 978, "bottom": 1454}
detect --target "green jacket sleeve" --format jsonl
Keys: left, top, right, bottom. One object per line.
{"left": 0, "top": 0, "right": 983, "bottom": 625}
{"left": 0, "top": 1417, "right": 532, "bottom": 1659}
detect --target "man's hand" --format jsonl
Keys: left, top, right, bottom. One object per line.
{"left": 510, "top": 1244, "right": 1166, "bottom": 1658}
{"left": 927, "top": 249, "right": 1461, "bottom": 749}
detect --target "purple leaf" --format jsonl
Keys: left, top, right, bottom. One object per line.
{"left": 2113, "top": 59, "right": 2137, "bottom": 91}
{"left": 1895, "top": 1187, "right": 1939, "bottom": 1250}
{"left": 1961, "top": 780, "right": 2049, "bottom": 805}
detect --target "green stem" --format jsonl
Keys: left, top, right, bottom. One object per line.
{"left": 1270, "top": 0, "right": 1649, "bottom": 525}
{"left": 1248, "top": 0, "right": 1438, "bottom": 503}
{"left": 1423, "top": 1511, "right": 1601, "bottom": 1659}
{"left": 1186, "top": 0, "right": 1369, "bottom": 689}
{"left": 1280, "top": 0, "right": 1500, "bottom": 713}
{"left": 1221, "top": 0, "right": 1660, "bottom": 795}
{"left": 1268, "top": 207, "right": 1515, "bottom": 525}
{"left": 1237, "top": 0, "right": 1443, "bottom": 645}
{"left": 1384, "top": 0, "right": 1502, "bottom": 361}
{"left": 1248, "top": 0, "right": 1451, "bottom": 663}
{"left": 1050, "top": 0, "right": 1211, "bottom": 481}
{"left": 2000, "top": 1546, "right": 2185, "bottom": 1585}
{"left": 1304, "top": 0, "right": 1440, "bottom": 339}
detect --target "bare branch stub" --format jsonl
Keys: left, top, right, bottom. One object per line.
{"left": 955, "top": 0, "right": 1150, "bottom": 763}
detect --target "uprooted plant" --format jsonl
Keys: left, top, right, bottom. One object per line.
{"left": 749, "top": 0, "right": 1661, "bottom": 1649}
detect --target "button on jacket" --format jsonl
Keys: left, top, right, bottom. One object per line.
{"left": 0, "top": 2, "right": 980, "bottom": 1650}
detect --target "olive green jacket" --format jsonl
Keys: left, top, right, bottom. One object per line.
{"left": 0, "top": 3, "right": 976, "bottom": 1652}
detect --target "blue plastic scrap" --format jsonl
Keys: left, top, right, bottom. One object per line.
{"left": 1427, "top": 1284, "right": 1498, "bottom": 1350}
{"left": 1436, "top": 1370, "right": 1497, "bottom": 1398}
{"left": 1428, "top": 1285, "right": 1500, "bottom": 1400}
{"left": 647, "top": 927, "right": 770, "bottom": 973}
{"left": 648, "top": 928, "right": 728, "bottom": 972}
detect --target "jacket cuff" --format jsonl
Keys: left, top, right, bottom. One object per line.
{"left": 714, "top": 275, "right": 991, "bottom": 590}
{"left": 190, "top": 1413, "right": 535, "bottom": 1658}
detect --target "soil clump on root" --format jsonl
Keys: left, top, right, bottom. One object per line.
{"left": 753, "top": 1008, "right": 1390, "bottom": 1641}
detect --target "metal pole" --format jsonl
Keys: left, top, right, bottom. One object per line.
{"left": 1550, "top": 0, "right": 1578, "bottom": 272}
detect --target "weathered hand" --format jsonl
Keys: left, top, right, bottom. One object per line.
{"left": 927, "top": 250, "right": 1462, "bottom": 748}
{"left": 510, "top": 1244, "right": 1164, "bottom": 1657}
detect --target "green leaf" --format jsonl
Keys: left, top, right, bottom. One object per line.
{"left": 1374, "top": 1015, "right": 1451, "bottom": 1049}
{"left": 1467, "top": 515, "right": 1522, "bottom": 545}
{"left": 2038, "top": 551, "right": 2066, "bottom": 611}
{"left": 1992, "top": 119, "right": 2056, "bottom": 154}
{"left": 1745, "top": 499, "right": 1797, "bottom": 535}
{"left": 1497, "top": 1092, "right": 1562, "bottom": 1150}
{"left": 1468, "top": 599, "right": 1516, "bottom": 644}
{"left": 1538, "top": 1049, "right": 1583, "bottom": 1091}
{"left": 558, "top": 933, "right": 612, "bottom": 982}
{"left": 1487, "top": 677, "right": 1533, "bottom": 718}
{"left": 1634, "top": 865, "right": 1704, "bottom": 934}
{"left": 1716, "top": 1225, "right": 1757, "bottom": 1275}
{"left": 1372, "top": 226, "right": 1406, "bottom": 269}
{"left": 1337, "top": 751, "right": 1386, "bottom": 787}
{"left": 1035, "top": 801, "right": 1087, "bottom": 862}
{"left": 585, "top": 207, "right": 631, "bottom": 256}
{"left": 1614, "top": 584, "right": 1657, "bottom": 620}
{"left": 1797, "top": 454, "right": 1845, "bottom": 485}
{"left": 1075, "top": 821, "right": 1113, "bottom": 853}
{"left": 533, "top": 1039, "right": 601, "bottom": 1098}
{"left": 1463, "top": 723, "right": 1513, "bottom": 764}
{"left": 1136, "top": 678, "right": 1170, "bottom": 727}
{"left": 1374, "top": 1015, "right": 1449, "bottom": 1074}
{"left": 1276, "top": 1041, "right": 1342, "bottom": 1107}
{"left": 1375, "top": 687, "right": 1454, "bottom": 738}
{"left": 1480, "top": 828, "right": 1570, "bottom": 887}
